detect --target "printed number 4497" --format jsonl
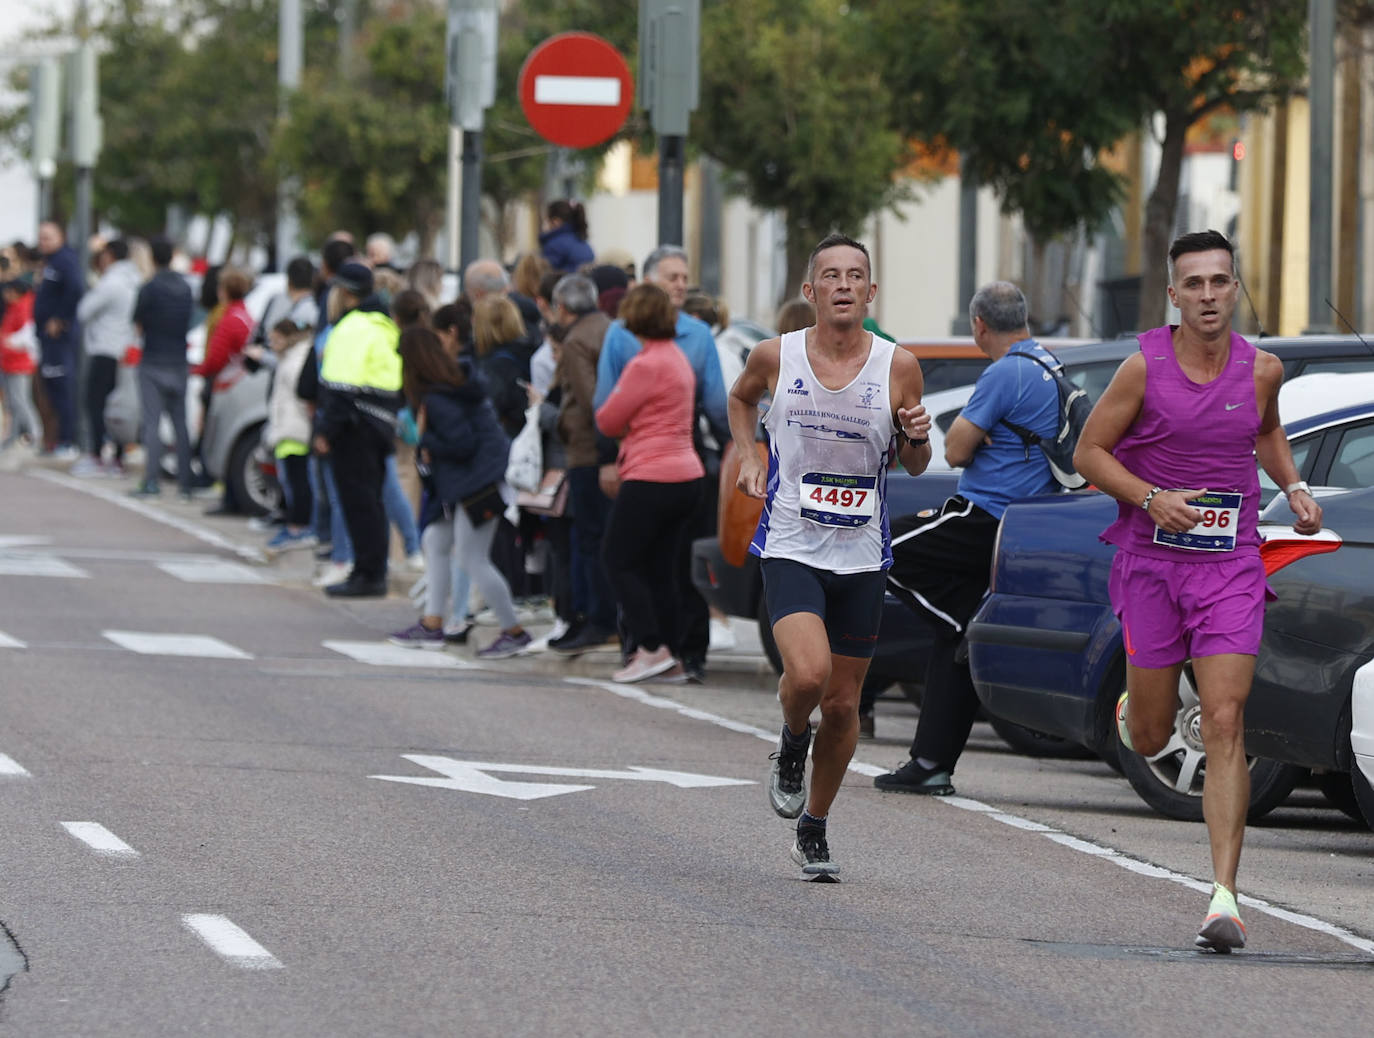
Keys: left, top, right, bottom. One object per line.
{"left": 809, "top": 486, "right": 866, "bottom": 508}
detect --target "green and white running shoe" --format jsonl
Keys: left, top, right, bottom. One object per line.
{"left": 1116, "top": 691, "right": 1134, "bottom": 752}
{"left": 1195, "top": 883, "right": 1246, "bottom": 952}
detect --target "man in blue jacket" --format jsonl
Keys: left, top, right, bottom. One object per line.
{"left": 588, "top": 244, "right": 729, "bottom": 680}
{"left": 33, "top": 221, "right": 85, "bottom": 456}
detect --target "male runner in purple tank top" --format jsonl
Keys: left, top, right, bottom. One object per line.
{"left": 1075, "top": 230, "right": 1322, "bottom": 952}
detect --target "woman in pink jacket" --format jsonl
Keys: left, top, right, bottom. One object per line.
{"left": 594, "top": 283, "right": 704, "bottom": 683}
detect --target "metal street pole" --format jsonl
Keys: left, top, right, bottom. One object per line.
{"left": 657, "top": 136, "right": 685, "bottom": 247}
{"left": 640, "top": 0, "right": 699, "bottom": 249}
{"left": 72, "top": 0, "right": 94, "bottom": 272}
{"left": 447, "top": 0, "right": 498, "bottom": 272}
{"left": 276, "top": 0, "right": 303, "bottom": 270}
{"left": 1307, "top": 0, "right": 1336, "bottom": 332}
{"left": 460, "top": 129, "right": 483, "bottom": 270}
{"left": 950, "top": 155, "right": 977, "bottom": 334}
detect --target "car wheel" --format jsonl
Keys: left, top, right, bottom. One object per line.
{"left": 227, "top": 427, "right": 279, "bottom": 519}
{"left": 1114, "top": 667, "right": 1304, "bottom": 822}
{"left": 1352, "top": 760, "right": 1374, "bottom": 829}
{"left": 756, "top": 597, "right": 783, "bottom": 676}
{"left": 1315, "top": 770, "right": 1368, "bottom": 826}
{"left": 986, "top": 714, "right": 1096, "bottom": 759}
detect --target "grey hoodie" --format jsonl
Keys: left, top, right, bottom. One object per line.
{"left": 77, "top": 258, "right": 142, "bottom": 360}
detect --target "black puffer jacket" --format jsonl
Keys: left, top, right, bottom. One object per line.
{"left": 418, "top": 359, "right": 511, "bottom": 526}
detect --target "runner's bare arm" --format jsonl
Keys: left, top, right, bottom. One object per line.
{"left": 1253, "top": 351, "right": 1323, "bottom": 534}
{"left": 730, "top": 336, "right": 780, "bottom": 499}
{"left": 890, "top": 347, "right": 932, "bottom": 476}
{"left": 1074, "top": 354, "right": 1203, "bottom": 530}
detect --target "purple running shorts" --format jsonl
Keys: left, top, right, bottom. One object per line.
{"left": 1108, "top": 550, "right": 1273, "bottom": 669}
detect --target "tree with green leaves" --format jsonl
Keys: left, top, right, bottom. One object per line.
{"left": 1102, "top": 0, "right": 1308, "bottom": 327}
{"left": 695, "top": 0, "right": 910, "bottom": 296}
{"left": 869, "top": 0, "right": 1136, "bottom": 246}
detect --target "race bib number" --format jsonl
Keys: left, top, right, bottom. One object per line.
{"left": 1152, "top": 491, "right": 1242, "bottom": 552}
{"left": 800, "top": 472, "right": 877, "bottom": 528}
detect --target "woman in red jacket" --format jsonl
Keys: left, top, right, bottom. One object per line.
{"left": 1, "top": 279, "right": 40, "bottom": 448}
{"left": 193, "top": 266, "right": 254, "bottom": 513}
{"left": 594, "top": 283, "right": 705, "bottom": 683}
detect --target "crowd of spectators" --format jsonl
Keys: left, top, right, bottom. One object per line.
{"left": 0, "top": 201, "right": 807, "bottom": 682}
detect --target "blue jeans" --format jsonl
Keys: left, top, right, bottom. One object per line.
{"left": 568, "top": 465, "right": 616, "bottom": 629}
{"left": 320, "top": 457, "right": 353, "bottom": 564}
{"left": 383, "top": 453, "right": 420, "bottom": 556}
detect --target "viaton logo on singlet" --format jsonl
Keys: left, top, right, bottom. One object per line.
{"left": 787, "top": 378, "right": 808, "bottom": 395}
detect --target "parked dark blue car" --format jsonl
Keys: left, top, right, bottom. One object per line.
{"left": 967, "top": 398, "right": 1374, "bottom": 825}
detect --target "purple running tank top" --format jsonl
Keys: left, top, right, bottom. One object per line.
{"left": 1100, "top": 326, "right": 1262, "bottom": 562}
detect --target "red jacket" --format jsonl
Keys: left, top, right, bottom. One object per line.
{"left": 0, "top": 293, "right": 37, "bottom": 376}
{"left": 193, "top": 299, "right": 253, "bottom": 379}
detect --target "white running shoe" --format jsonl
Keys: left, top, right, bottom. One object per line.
{"left": 709, "top": 616, "right": 737, "bottom": 651}
{"left": 312, "top": 561, "right": 353, "bottom": 588}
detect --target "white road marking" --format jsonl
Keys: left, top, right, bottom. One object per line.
{"left": 182, "top": 914, "right": 283, "bottom": 970}
{"left": 60, "top": 822, "right": 138, "bottom": 858}
{"left": 372, "top": 754, "right": 752, "bottom": 801}
{"left": 0, "top": 631, "right": 26, "bottom": 649}
{"left": 30, "top": 470, "right": 268, "bottom": 563}
{"left": 567, "top": 677, "right": 1374, "bottom": 958}
{"left": 102, "top": 631, "right": 252, "bottom": 660}
{"left": 0, "top": 535, "right": 52, "bottom": 548}
{"left": 0, "top": 753, "right": 31, "bottom": 777}
{"left": 156, "top": 559, "right": 273, "bottom": 584}
{"left": 324, "top": 640, "right": 469, "bottom": 668}
{"left": 534, "top": 74, "right": 621, "bottom": 106}
{"left": 0, "top": 554, "right": 88, "bottom": 578}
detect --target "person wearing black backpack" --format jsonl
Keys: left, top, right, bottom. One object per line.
{"left": 875, "top": 281, "right": 1061, "bottom": 797}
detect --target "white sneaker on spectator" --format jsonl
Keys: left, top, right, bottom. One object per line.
{"left": 523, "top": 617, "right": 572, "bottom": 653}
{"left": 476, "top": 604, "right": 535, "bottom": 626}
{"left": 70, "top": 456, "right": 104, "bottom": 478}
{"left": 312, "top": 561, "right": 352, "bottom": 588}
{"left": 709, "top": 617, "right": 738, "bottom": 651}
{"left": 405, "top": 551, "right": 426, "bottom": 573}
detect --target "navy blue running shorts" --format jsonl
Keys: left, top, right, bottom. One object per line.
{"left": 760, "top": 557, "right": 887, "bottom": 659}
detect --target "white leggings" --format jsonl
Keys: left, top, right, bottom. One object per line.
{"left": 422, "top": 509, "right": 518, "bottom": 630}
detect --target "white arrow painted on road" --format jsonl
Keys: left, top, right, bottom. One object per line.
{"left": 370, "top": 754, "right": 753, "bottom": 801}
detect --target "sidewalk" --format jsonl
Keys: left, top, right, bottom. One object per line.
{"left": 15, "top": 446, "right": 779, "bottom": 690}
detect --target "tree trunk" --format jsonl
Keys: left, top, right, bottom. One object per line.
{"left": 782, "top": 214, "right": 812, "bottom": 309}
{"left": 1138, "top": 111, "right": 1190, "bottom": 330}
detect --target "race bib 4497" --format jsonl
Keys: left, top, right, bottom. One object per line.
{"left": 800, "top": 472, "right": 877, "bottom": 528}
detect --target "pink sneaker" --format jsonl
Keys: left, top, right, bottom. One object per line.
{"left": 612, "top": 645, "right": 675, "bottom": 683}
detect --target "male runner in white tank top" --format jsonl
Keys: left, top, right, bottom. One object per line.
{"left": 729, "top": 233, "right": 931, "bottom": 879}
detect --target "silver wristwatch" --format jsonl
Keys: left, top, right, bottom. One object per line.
{"left": 1284, "top": 480, "right": 1312, "bottom": 498}
{"left": 1141, "top": 486, "right": 1163, "bottom": 511}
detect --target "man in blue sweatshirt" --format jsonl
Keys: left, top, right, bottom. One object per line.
{"left": 33, "top": 221, "right": 85, "bottom": 457}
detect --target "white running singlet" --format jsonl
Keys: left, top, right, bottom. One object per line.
{"left": 750, "top": 329, "right": 900, "bottom": 573}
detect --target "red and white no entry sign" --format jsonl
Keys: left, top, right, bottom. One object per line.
{"left": 518, "top": 32, "right": 634, "bottom": 150}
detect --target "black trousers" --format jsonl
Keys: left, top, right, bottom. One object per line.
{"left": 85, "top": 354, "right": 122, "bottom": 460}
{"left": 330, "top": 422, "right": 390, "bottom": 582}
{"left": 675, "top": 467, "right": 718, "bottom": 666}
{"left": 602, "top": 478, "right": 702, "bottom": 654}
{"left": 886, "top": 497, "right": 1000, "bottom": 771}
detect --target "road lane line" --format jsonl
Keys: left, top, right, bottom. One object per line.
{"left": 566, "top": 676, "right": 1374, "bottom": 958}
{"left": 60, "top": 822, "right": 138, "bottom": 858}
{"left": 182, "top": 914, "right": 283, "bottom": 970}
{"left": 102, "top": 631, "right": 252, "bottom": 660}
{"left": 324, "top": 640, "right": 469, "bottom": 668}
{"left": 0, "top": 753, "right": 31, "bottom": 777}
{"left": 30, "top": 470, "right": 268, "bottom": 563}
{"left": 0, "top": 631, "right": 26, "bottom": 649}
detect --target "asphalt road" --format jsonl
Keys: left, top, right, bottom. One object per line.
{"left": 1, "top": 468, "right": 1371, "bottom": 1037}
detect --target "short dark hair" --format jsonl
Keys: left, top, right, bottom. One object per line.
{"left": 619, "top": 283, "right": 678, "bottom": 340}
{"left": 433, "top": 299, "right": 473, "bottom": 346}
{"left": 321, "top": 237, "right": 355, "bottom": 277}
{"left": 1167, "top": 229, "right": 1235, "bottom": 284}
{"left": 806, "top": 233, "right": 871, "bottom": 284}
{"left": 149, "top": 236, "right": 174, "bottom": 267}
{"left": 286, "top": 256, "right": 315, "bottom": 291}
{"left": 105, "top": 238, "right": 130, "bottom": 262}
